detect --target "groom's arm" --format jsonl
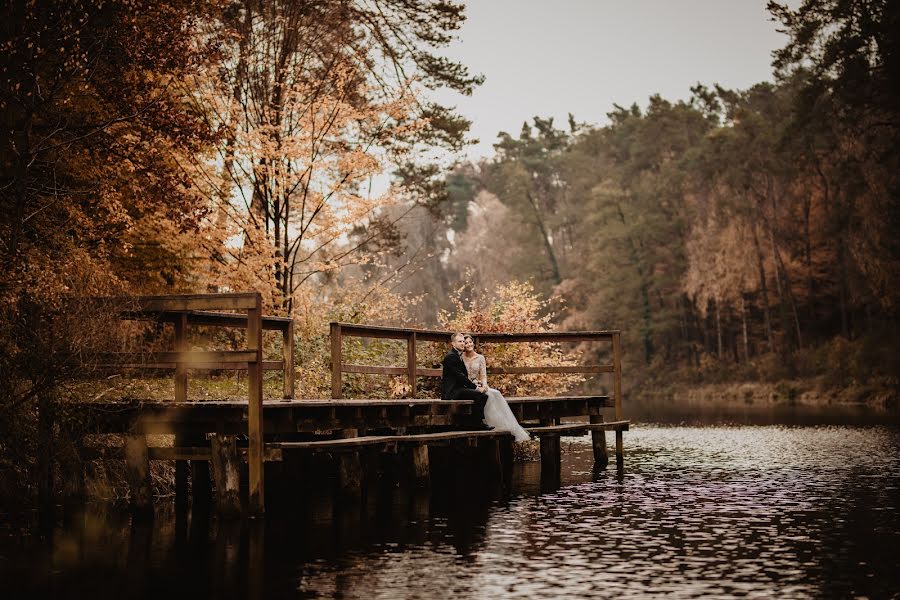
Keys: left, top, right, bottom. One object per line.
{"left": 442, "top": 353, "right": 477, "bottom": 389}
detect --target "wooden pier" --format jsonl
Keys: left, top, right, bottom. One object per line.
{"left": 61, "top": 293, "right": 629, "bottom": 516}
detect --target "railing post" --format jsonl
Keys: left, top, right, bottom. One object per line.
{"left": 247, "top": 293, "right": 265, "bottom": 514}
{"left": 174, "top": 313, "right": 188, "bottom": 402}
{"left": 283, "top": 320, "right": 295, "bottom": 400}
{"left": 612, "top": 331, "right": 624, "bottom": 465}
{"left": 407, "top": 332, "right": 417, "bottom": 398}
{"left": 330, "top": 322, "right": 342, "bottom": 399}
{"left": 174, "top": 313, "right": 189, "bottom": 507}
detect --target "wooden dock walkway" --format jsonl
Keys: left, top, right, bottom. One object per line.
{"left": 59, "top": 293, "right": 629, "bottom": 516}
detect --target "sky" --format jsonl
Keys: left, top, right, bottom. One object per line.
{"left": 430, "top": 0, "right": 793, "bottom": 162}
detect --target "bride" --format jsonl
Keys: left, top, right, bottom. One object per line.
{"left": 462, "top": 335, "right": 531, "bottom": 442}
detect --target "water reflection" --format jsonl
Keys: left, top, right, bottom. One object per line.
{"left": 2, "top": 420, "right": 899, "bottom": 599}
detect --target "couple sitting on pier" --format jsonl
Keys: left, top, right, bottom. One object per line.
{"left": 441, "top": 333, "right": 531, "bottom": 442}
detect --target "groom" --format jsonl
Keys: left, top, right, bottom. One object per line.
{"left": 441, "top": 332, "right": 489, "bottom": 425}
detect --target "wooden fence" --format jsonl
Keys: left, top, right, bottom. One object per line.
{"left": 329, "top": 322, "right": 624, "bottom": 425}
{"left": 86, "top": 292, "right": 294, "bottom": 514}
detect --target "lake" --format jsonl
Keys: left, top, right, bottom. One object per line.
{"left": 2, "top": 401, "right": 899, "bottom": 599}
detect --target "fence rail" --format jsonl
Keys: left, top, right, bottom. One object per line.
{"left": 329, "top": 321, "right": 624, "bottom": 423}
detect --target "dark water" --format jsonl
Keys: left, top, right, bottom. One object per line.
{"left": 3, "top": 403, "right": 900, "bottom": 599}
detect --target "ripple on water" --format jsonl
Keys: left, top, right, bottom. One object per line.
{"left": 2, "top": 424, "right": 898, "bottom": 599}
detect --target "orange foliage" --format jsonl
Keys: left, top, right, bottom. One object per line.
{"left": 437, "top": 281, "right": 584, "bottom": 396}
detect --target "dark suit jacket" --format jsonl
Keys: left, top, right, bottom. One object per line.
{"left": 441, "top": 348, "right": 477, "bottom": 400}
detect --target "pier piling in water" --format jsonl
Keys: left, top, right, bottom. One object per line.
{"left": 124, "top": 434, "right": 152, "bottom": 515}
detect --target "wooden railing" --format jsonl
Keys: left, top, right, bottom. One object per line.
{"left": 329, "top": 322, "right": 623, "bottom": 422}
{"left": 89, "top": 297, "right": 296, "bottom": 401}
{"left": 85, "top": 292, "right": 292, "bottom": 514}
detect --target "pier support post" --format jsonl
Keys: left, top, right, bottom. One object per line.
{"left": 612, "top": 331, "right": 624, "bottom": 467}
{"left": 481, "top": 438, "right": 503, "bottom": 482}
{"left": 410, "top": 444, "right": 430, "bottom": 486}
{"left": 539, "top": 434, "right": 561, "bottom": 479}
{"left": 189, "top": 433, "right": 212, "bottom": 507}
{"left": 210, "top": 434, "right": 242, "bottom": 517}
{"left": 60, "top": 431, "right": 85, "bottom": 507}
{"left": 615, "top": 431, "right": 624, "bottom": 467}
{"left": 61, "top": 456, "right": 85, "bottom": 510}
{"left": 124, "top": 434, "right": 153, "bottom": 515}
{"left": 499, "top": 436, "right": 514, "bottom": 490}
{"left": 590, "top": 415, "right": 609, "bottom": 468}
{"left": 174, "top": 432, "right": 188, "bottom": 511}
{"left": 191, "top": 460, "right": 212, "bottom": 506}
{"left": 338, "top": 429, "right": 362, "bottom": 496}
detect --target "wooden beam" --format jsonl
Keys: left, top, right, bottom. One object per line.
{"left": 488, "top": 365, "right": 614, "bottom": 375}
{"left": 590, "top": 415, "right": 609, "bottom": 468}
{"left": 407, "top": 332, "right": 417, "bottom": 398}
{"left": 526, "top": 421, "right": 629, "bottom": 435}
{"left": 612, "top": 332, "right": 623, "bottom": 421}
{"left": 481, "top": 438, "right": 502, "bottom": 482}
{"left": 332, "top": 321, "right": 620, "bottom": 343}
{"left": 191, "top": 447, "right": 212, "bottom": 508}
{"left": 153, "top": 310, "right": 292, "bottom": 330}
{"left": 84, "top": 350, "right": 259, "bottom": 365}
{"left": 410, "top": 444, "right": 429, "bottom": 485}
{"left": 124, "top": 435, "right": 152, "bottom": 515}
{"left": 337, "top": 429, "right": 362, "bottom": 496}
{"left": 210, "top": 434, "right": 241, "bottom": 517}
{"left": 96, "top": 360, "right": 284, "bottom": 371}
{"left": 342, "top": 364, "right": 407, "bottom": 375}
{"left": 283, "top": 320, "right": 295, "bottom": 400}
{"left": 126, "top": 293, "right": 262, "bottom": 312}
{"left": 330, "top": 322, "right": 342, "bottom": 399}
{"left": 174, "top": 313, "right": 188, "bottom": 402}
{"left": 272, "top": 429, "right": 514, "bottom": 451}
{"left": 613, "top": 331, "right": 624, "bottom": 466}
{"left": 340, "top": 365, "right": 611, "bottom": 377}
{"left": 539, "top": 434, "right": 561, "bottom": 478}
{"left": 174, "top": 433, "right": 188, "bottom": 511}
{"left": 246, "top": 294, "right": 265, "bottom": 514}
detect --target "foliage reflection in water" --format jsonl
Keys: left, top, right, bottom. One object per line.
{"left": 2, "top": 422, "right": 899, "bottom": 599}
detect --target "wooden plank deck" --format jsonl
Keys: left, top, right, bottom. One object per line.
{"left": 69, "top": 395, "right": 614, "bottom": 435}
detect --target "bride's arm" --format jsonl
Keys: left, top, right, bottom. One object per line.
{"left": 479, "top": 355, "right": 488, "bottom": 388}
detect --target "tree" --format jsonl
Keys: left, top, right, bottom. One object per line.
{"left": 187, "top": 0, "right": 482, "bottom": 314}
{"left": 770, "top": 0, "right": 900, "bottom": 316}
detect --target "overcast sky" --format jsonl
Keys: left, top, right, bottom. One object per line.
{"left": 431, "top": 0, "right": 793, "bottom": 162}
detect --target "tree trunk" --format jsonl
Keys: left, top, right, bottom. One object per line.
{"left": 838, "top": 240, "right": 850, "bottom": 338}
{"left": 773, "top": 241, "right": 803, "bottom": 349}
{"left": 767, "top": 221, "right": 791, "bottom": 352}
{"left": 740, "top": 295, "right": 750, "bottom": 362}
{"left": 526, "top": 192, "right": 562, "bottom": 286}
{"left": 750, "top": 221, "right": 774, "bottom": 353}
{"left": 715, "top": 298, "right": 723, "bottom": 360}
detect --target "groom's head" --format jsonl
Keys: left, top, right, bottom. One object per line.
{"left": 450, "top": 332, "right": 466, "bottom": 352}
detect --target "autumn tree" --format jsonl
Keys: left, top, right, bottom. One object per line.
{"left": 186, "top": 0, "right": 481, "bottom": 315}
{"left": 0, "top": 0, "right": 218, "bottom": 506}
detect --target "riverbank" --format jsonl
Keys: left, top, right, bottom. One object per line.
{"left": 632, "top": 377, "right": 898, "bottom": 410}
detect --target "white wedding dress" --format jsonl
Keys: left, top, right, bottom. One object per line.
{"left": 464, "top": 353, "right": 530, "bottom": 442}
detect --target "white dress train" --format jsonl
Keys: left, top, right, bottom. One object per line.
{"left": 464, "top": 353, "right": 530, "bottom": 442}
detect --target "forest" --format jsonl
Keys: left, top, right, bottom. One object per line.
{"left": 1, "top": 1, "right": 898, "bottom": 501}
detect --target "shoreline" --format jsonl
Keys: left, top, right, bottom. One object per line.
{"left": 632, "top": 378, "right": 898, "bottom": 410}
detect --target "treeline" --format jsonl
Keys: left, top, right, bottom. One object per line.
{"left": 386, "top": 0, "right": 899, "bottom": 384}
